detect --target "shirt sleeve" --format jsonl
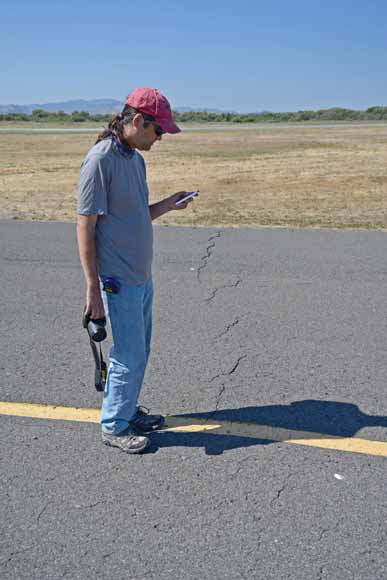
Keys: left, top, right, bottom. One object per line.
{"left": 77, "top": 154, "right": 110, "bottom": 215}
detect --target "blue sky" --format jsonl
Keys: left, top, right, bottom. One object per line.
{"left": 1, "top": 0, "right": 386, "bottom": 112}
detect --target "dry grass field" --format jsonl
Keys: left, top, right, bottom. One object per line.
{"left": 0, "top": 123, "right": 386, "bottom": 229}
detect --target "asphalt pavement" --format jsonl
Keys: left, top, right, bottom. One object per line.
{"left": 1, "top": 219, "right": 387, "bottom": 580}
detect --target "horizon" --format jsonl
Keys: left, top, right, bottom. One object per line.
{"left": 1, "top": 97, "right": 386, "bottom": 115}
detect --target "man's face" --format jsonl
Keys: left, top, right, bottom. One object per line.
{"left": 122, "top": 114, "right": 163, "bottom": 151}
{"left": 138, "top": 122, "right": 162, "bottom": 150}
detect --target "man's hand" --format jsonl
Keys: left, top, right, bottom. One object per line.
{"left": 149, "top": 191, "right": 198, "bottom": 220}
{"left": 85, "top": 284, "right": 105, "bottom": 320}
{"left": 165, "top": 191, "right": 197, "bottom": 211}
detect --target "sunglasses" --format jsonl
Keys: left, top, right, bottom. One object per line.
{"left": 152, "top": 124, "right": 164, "bottom": 138}
{"left": 141, "top": 113, "right": 164, "bottom": 137}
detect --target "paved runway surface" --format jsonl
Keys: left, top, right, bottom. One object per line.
{"left": 1, "top": 220, "right": 387, "bottom": 579}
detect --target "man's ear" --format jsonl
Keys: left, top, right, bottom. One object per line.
{"left": 132, "top": 113, "right": 144, "bottom": 130}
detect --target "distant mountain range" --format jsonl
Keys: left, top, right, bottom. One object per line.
{"left": 0, "top": 99, "right": 123, "bottom": 115}
{"left": 174, "top": 106, "right": 239, "bottom": 114}
{"left": 0, "top": 99, "right": 240, "bottom": 115}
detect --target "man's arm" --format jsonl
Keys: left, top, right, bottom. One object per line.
{"left": 149, "top": 191, "right": 194, "bottom": 221}
{"left": 76, "top": 214, "right": 105, "bottom": 319}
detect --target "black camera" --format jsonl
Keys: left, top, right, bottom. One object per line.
{"left": 82, "top": 312, "right": 107, "bottom": 342}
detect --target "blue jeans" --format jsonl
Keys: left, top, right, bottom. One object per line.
{"left": 100, "top": 277, "right": 153, "bottom": 434}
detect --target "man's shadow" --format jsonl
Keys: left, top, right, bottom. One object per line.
{"left": 148, "top": 400, "right": 387, "bottom": 455}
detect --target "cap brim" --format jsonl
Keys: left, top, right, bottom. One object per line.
{"left": 160, "top": 118, "right": 181, "bottom": 134}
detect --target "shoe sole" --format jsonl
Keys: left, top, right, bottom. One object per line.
{"left": 102, "top": 438, "right": 149, "bottom": 454}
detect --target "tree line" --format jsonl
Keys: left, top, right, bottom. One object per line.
{"left": 0, "top": 109, "right": 111, "bottom": 123}
{"left": 1, "top": 106, "right": 387, "bottom": 124}
{"left": 174, "top": 106, "right": 387, "bottom": 123}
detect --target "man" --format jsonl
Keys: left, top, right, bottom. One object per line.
{"left": 77, "top": 87, "right": 194, "bottom": 454}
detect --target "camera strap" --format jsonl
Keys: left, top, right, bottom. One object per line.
{"left": 89, "top": 338, "right": 107, "bottom": 392}
{"left": 82, "top": 310, "right": 107, "bottom": 392}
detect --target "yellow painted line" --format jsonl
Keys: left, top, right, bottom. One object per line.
{"left": 1, "top": 401, "right": 387, "bottom": 458}
{"left": 164, "top": 416, "right": 387, "bottom": 457}
{"left": 0, "top": 401, "right": 100, "bottom": 423}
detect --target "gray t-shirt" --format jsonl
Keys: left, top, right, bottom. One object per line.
{"left": 77, "top": 138, "right": 153, "bottom": 286}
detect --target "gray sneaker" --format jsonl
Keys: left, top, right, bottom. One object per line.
{"left": 101, "top": 426, "right": 149, "bottom": 454}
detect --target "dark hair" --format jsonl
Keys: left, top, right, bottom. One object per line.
{"left": 95, "top": 105, "right": 155, "bottom": 144}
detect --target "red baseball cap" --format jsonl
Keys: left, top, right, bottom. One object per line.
{"left": 125, "top": 87, "right": 181, "bottom": 134}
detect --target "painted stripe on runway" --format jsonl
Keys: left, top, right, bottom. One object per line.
{"left": 0, "top": 401, "right": 100, "bottom": 423}
{"left": 1, "top": 401, "right": 387, "bottom": 458}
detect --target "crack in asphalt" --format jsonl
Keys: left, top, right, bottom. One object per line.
{"left": 214, "top": 382, "right": 226, "bottom": 411}
{"left": 317, "top": 518, "right": 341, "bottom": 542}
{"left": 270, "top": 472, "right": 293, "bottom": 508}
{"left": 0, "top": 547, "right": 33, "bottom": 567}
{"left": 214, "top": 318, "right": 240, "bottom": 339}
{"left": 196, "top": 231, "right": 221, "bottom": 283}
{"left": 228, "top": 355, "right": 247, "bottom": 375}
{"left": 205, "top": 355, "right": 248, "bottom": 420}
{"left": 241, "top": 538, "right": 264, "bottom": 579}
{"left": 205, "top": 278, "right": 241, "bottom": 304}
{"left": 37, "top": 500, "right": 52, "bottom": 522}
{"left": 197, "top": 231, "right": 246, "bottom": 416}
{"left": 229, "top": 455, "right": 258, "bottom": 478}
{"left": 72, "top": 500, "right": 107, "bottom": 510}
{"left": 1, "top": 539, "right": 69, "bottom": 569}
{"left": 210, "top": 355, "right": 247, "bottom": 383}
